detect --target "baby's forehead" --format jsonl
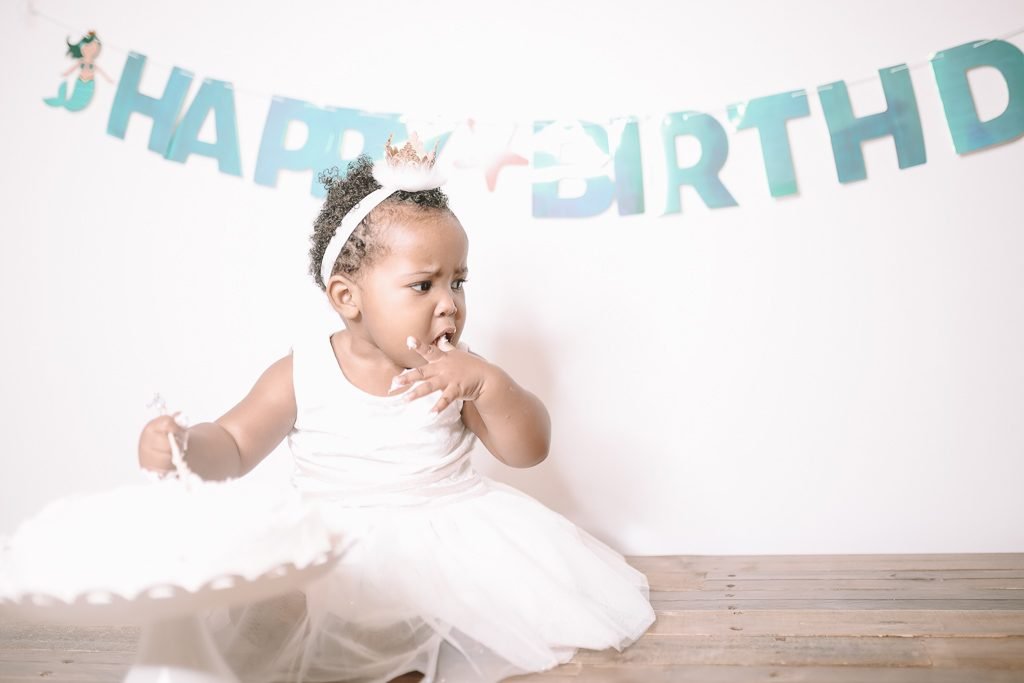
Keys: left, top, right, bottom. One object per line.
{"left": 380, "top": 243, "right": 469, "bottom": 269}
{"left": 372, "top": 212, "right": 468, "bottom": 274}
{"left": 382, "top": 258, "right": 470, "bottom": 278}
{"left": 379, "top": 209, "right": 466, "bottom": 247}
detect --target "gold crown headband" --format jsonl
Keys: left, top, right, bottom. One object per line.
{"left": 319, "top": 133, "right": 445, "bottom": 285}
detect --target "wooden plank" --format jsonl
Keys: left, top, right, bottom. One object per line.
{"left": 926, "top": 636, "right": 1024, "bottom": 667}
{"left": 571, "top": 634, "right": 1024, "bottom": 669}
{"left": 651, "top": 587, "right": 1024, "bottom": 600}
{"left": 0, "top": 649, "right": 132, "bottom": 682}
{"left": 638, "top": 572, "right": 705, "bottom": 590}
{"left": 1, "top": 680, "right": 118, "bottom": 683}
{"left": 651, "top": 598, "right": 1024, "bottom": 610}
{"left": 646, "top": 575, "right": 1024, "bottom": 591}
{"left": 700, "top": 569, "right": 1024, "bottom": 581}
{"left": 0, "top": 623, "right": 138, "bottom": 652}
{"left": 510, "top": 665, "right": 1024, "bottom": 682}
{"left": 0, "top": 650, "right": 440, "bottom": 683}
{"left": 628, "top": 554, "right": 1024, "bottom": 574}
{"left": 574, "top": 634, "right": 933, "bottom": 667}
{"left": 648, "top": 609, "right": 1024, "bottom": 637}
{"left": 697, "top": 578, "right": 1024, "bottom": 590}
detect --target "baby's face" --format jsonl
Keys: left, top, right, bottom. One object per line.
{"left": 357, "top": 209, "right": 469, "bottom": 369}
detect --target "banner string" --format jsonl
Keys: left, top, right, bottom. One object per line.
{"left": 24, "top": 0, "right": 1024, "bottom": 128}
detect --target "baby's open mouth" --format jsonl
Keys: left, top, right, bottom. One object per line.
{"left": 433, "top": 330, "right": 455, "bottom": 346}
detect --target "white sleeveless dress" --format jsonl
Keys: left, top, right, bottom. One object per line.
{"left": 206, "top": 332, "right": 656, "bottom": 683}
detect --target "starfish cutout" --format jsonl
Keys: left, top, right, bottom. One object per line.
{"left": 452, "top": 119, "right": 529, "bottom": 192}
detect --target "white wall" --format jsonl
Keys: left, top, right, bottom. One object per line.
{"left": 1, "top": 0, "right": 1022, "bottom": 555}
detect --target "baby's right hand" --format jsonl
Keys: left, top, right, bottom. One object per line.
{"left": 138, "top": 412, "right": 185, "bottom": 474}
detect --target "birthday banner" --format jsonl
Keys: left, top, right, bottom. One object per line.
{"left": 43, "top": 27, "right": 1024, "bottom": 218}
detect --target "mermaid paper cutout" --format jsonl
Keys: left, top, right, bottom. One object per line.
{"left": 43, "top": 31, "right": 112, "bottom": 112}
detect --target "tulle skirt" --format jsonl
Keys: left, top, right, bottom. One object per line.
{"left": 204, "top": 476, "right": 655, "bottom": 683}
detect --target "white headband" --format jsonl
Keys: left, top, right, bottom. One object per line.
{"left": 319, "top": 134, "right": 446, "bottom": 286}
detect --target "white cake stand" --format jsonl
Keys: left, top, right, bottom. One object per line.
{"left": 0, "top": 551, "right": 343, "bottom": 683}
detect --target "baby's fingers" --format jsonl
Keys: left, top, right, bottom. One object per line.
{"left": 391, "top": 363, "right": 446, "bottom": 392}
{"left": 402, "top": 380, "right": 440, "bottom": 404}
{"left": 407, "top": 336, "right": 447, "bottom": 363}
{"left": 138, "top": 415, "right": 184, "bottom": 471}
{"left": 430, "top": 385, "right": 461, "bottom": 414}
{"left": 152, "top": 414, "right": 185, "bottom": 440}
{"left": 388, "top": 368, "right": 421, "bottom": 394}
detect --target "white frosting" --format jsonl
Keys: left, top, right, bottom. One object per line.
{"left": 0, "top": 476, "right": 338, "bottom": 603}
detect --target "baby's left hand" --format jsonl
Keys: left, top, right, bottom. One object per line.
{"left": 391, "top": 336, "right": 493, "bottom": 413}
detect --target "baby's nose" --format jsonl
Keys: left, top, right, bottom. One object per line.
{"left": 437, "top": 294, "right": 458, "bottom": 314}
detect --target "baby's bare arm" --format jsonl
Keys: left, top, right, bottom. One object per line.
{"left": 461, "top": 365, "right": 550, "bottom": 469}
{"left": 138, "top": 354, "right": 296, "bottom": 480}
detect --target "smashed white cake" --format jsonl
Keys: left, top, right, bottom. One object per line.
{"left": 0, "top": 475, "right": 338, "bottom": 604}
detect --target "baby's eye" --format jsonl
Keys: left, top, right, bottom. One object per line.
{"left": 411, "top": 281, "right": 432, "bottom": 293}
{"left": 453, "top": 278, "right": 468, "bottom": 291}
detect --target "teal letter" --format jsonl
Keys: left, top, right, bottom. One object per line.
{"left": 932, "top": 39, "right": 1024, "bottom": 154}
{"left": 818, "top": 67, "right": 926, "bottom": 183}
{"left": 532, "top": 120, "right": 645, "bottom": 218}
{"left": 612, "top": 118, "right": 644, "bottom": 215}
{"left": 661, "top": 111, "right": 738, "bottom": 214}
{"left": 107, "top": 52, "right": 191, "bottom": 154}
{"left": 255, "top": 100, "right": 404, "bottom": 199}
{"left": 165, "top": 78, "right": 242, "bottom": 176}
{"left": 727, "top": 90, "right": 810, "bottom": 197}
{"left": 532, "top": 121, "right": 615, "bottom": 218}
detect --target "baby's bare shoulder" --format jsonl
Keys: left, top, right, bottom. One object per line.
{"left": 247, "top": 353, "right": 295, "bottom": 414}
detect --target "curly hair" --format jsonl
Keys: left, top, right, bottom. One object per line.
{"left": 309, "top": 155, "right": 451, "bottom": 290}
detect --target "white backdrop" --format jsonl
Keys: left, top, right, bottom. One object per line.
{"left": 1, "top": 0, "right": 1022, "bottom": 555}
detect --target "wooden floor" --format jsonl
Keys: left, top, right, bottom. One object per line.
{"left": 2, "top": 554, "right": 1022, "bottom": 682}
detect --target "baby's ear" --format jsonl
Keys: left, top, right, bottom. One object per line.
{"left": 325, "top": 275, "right": 361, "bottom": 321}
